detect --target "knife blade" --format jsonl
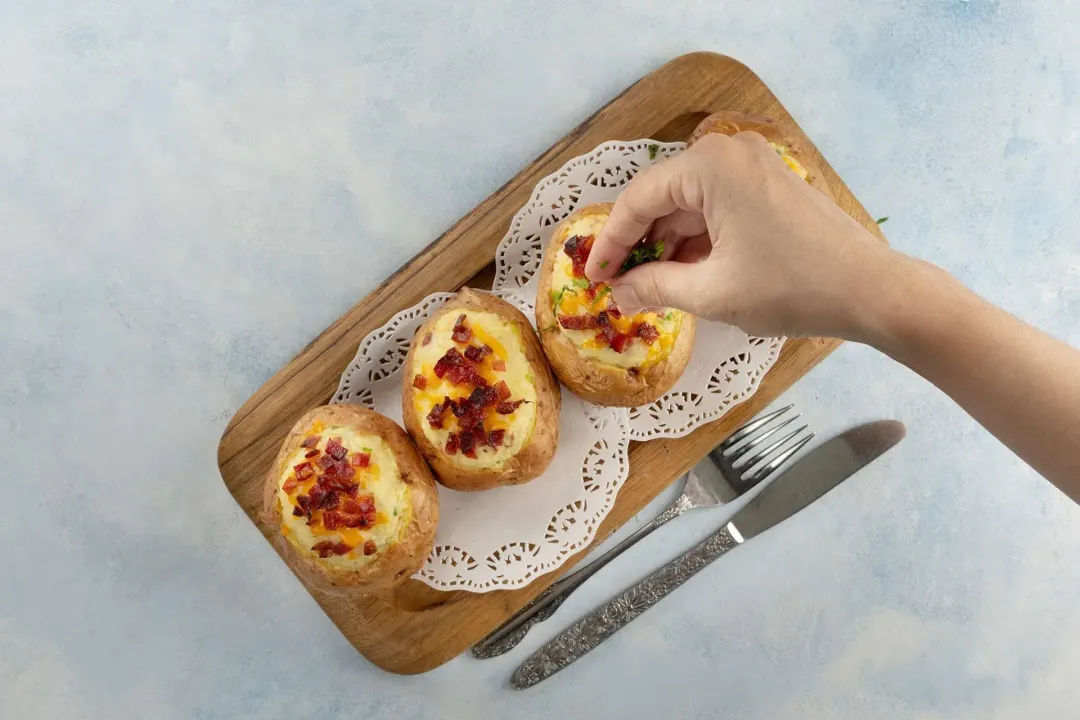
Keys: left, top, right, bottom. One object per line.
{"left": 510, "top": 420, "right": 905, "bottom": 689}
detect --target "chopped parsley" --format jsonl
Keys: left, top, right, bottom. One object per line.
{"left": 620, "top": 240, "right": 665, "bottom": 273}
{"left": 663, "top": 311, "right": 675, "bottom": 321}
{"left": 572, "top": 277, "right": 590, "bottom": 289}
{"left": 647, "top": 144, "right": 659, "bottom": 160}
{"left": 599, "top": 260, "right": 609, "bottom": 269}
{"left": 591, "top": 286, "right": 612, "bottom": 306}
{"left": 526, "top": 372, "right": 535, "bottom": 383}
{"left": 876, "top": 216, "right": 889, "bottom": 225}
{"left": 393, "top": 509, "right": 397, "bottom": 517}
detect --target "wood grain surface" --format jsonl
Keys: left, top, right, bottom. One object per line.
{"left": 217, "top": 51, "right": 886, "bottom": 674}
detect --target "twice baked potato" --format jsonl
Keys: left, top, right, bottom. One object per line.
{"left": 535, "top": 203, "right": 696, "bottom": 407}
{"left": 261, "top": 404, "right": 438, "bottom": 595}
{"left": 688, "top": 110, "right": 832, "bottom": 198}
{"left": 402, "top": 288, "right": 560, "bottom": 491}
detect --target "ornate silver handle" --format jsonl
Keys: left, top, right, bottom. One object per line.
{"left": 510, "top": 522, "right": 743, "bottom": 689}
{"left": 472, "top": 492, "right": 694, "bottom": 659}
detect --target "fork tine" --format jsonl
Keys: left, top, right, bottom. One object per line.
{"left": 720, "top": 405, "right": 795, "bottom": 450}
{"left": 726, "top": 414, "right": 800, "bottom": 463}
{"left": 736, "top": 424, "right": 809, "bottom": 468}
{"left": 742, "top": 433, "right": 815, "bottom": 484}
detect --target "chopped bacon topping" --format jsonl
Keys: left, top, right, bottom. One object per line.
{"left": 301, "top": 435, "right": 320, "bottom": 449}
{"left": 635, "top": 323, "right": 660, "bottom": 345}
{"left": 426, "top": 398, "right": 450, "bottom": 429}
{"left": 494, "top": 380, "right": 512, "bottom": 401}
{"left": 282, "top": 477, "right": 299, "bottom": 494}
{"left": 412, "top": 374, "right": 427, "bottom": 390}
{"left": 364, "top": 540, "right": 378, "bottom": 556}
{"left": 317, "top": 454, "right": 335, "bottom": 470}
{"left": 491, "top": 358, "right": 506, "bottom": 371}
{"left": 321, "top": 462, "right": 356, "bottom": 491}
{"left": 451, "top": 314, "right": 472, "bottom": 344}
{"left": 447, "top": 363, "right": 487, "bottom": 387}
{"left": 445, "top": 433, "right": 459, "bottom": 454}
{"left": 433, "top": 348, "right": 465, "bottom": 378}
{"left": 597, "top": 311, "right": 610, "bottom": 327}
{"left": 326, "top": 437, "right": 348, "bottom": 461}
{"left": 350, "top": 452, "right": 370, "bottom": 468}
{"left": 468, "top": 385, "right": 499, "bottom": 409}
{"left": 489, "top": 429, "right": 506, "bottom": 448}
{"left": 610, "top": 333, "right": 630, "bottom": 353}
{"left": 294, "top": 463, "right": 314, "bottom": 481}
{"left": 312, "top": 541, "right": 352, "bottom": 558}
{"left": 597, "top": 324, "right": 618, "bottom": 345}
{"left": 459, "top": 429, "right": 477, "bottom": 458}
{"left": 608, "top": 305, "right": 622, "bottom": 319}
{"left": 559, "top": 314, "right": 599, "bottom": 331}
{"left": 496, "top": 399, "right": 525, "bottom": 415}
{"left": 563, "top": 234, "right": 594, "bottom": 277}
{"left": 304, "top": 449, "right": 319, "bottom": 458}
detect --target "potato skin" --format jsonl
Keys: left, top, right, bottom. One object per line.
{"left": 401, "top": 288, "right": 560, "bottom": 491}
{"left": 535, "top": 202, "right": 696, "bottom": 407}
{"left": 688, "top": 110, "right": 832, "bottom": 199}
{"left": 261, "top": 404, "right": 439, "bottom": 596}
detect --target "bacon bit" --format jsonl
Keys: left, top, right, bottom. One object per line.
{"left": 321, "top": 463, "right": 356, "bottom": 490}
{"left": 496, "top": 399, "right": 525, "bottom": 415}
{"left": 301, "top": 435, "right": 321, "bottom": 449}
{"left": 563, "top": 234, "right": 594, "bottom": 277}
{"left": 489, "top": 429, "right": 506, "bottom": 448}
{"left": 312, "top": 540, "right": 352, "bottom": 558}
{"left": 364, "top": 540, "right": 378, "bottom": 556}
{"left": 597, "top": 311, "right": 610, "bottom": 327}
{"left": 491, "top": 358, "right": 506, "bottom": 372}
{"left": 559, "top": 314, "right": 599, "bottom": 331}
{"left": 445, "top": 433, "right": 460, "bottom": 455}
{"left": 494, "top": 380, "right": 512, "bottom": 401}
{"left": 635, "top": 323, "right": 660, "bottom": 345}
{"left": 317, "top": 454, "right": 336, "bottom": 470}
{"left": 421, "top": 332, "right": 432, "bottom": 346}
{"left": 351, "top": 452, "right": 370, "bottom": 468}
{"left": 412, "top": 374, "right": 427, "bottom": 390}
{"left": 459, "top": 429, "right": 476, "bottom": 457}
{"left": 326, "top": 438, "right": 348, "bottom": 461}
{"left": 433, "top": 348, "right": 465, "bottom": 378}
{"left": 608, "top": 305, "right": 622, "bottom": 320}
{"left": 292, "top": 506, "right": 304, "bottom": 517}
{"left": 343, "top": 483, "right": 360, "bottom": 497}
{"left": 451, "top": 314, "right": 472, "bottom": 344}
{"left": 294, "top": 463, "right": 314, "bottom": 481}
{"left": 473, "top": 425, "right": 488, "bottom": 447}
{"left": 447, "top": 363, "right": 487, "bottom": 387}
{"left": 282, "top": 477, "right": 299, "bottom": 494}
{"left": 322, "top": 510, "right": 344, "bottom": 530}
{"left": 427, "top": 400, "right": 448, "bottom": 429}
{"left": 304, "top": 449, "right": 319, "bottom": 458}
{"left": 610, "top": 333, "right": 630, "bottom": 353}
{"left": 597, "top": 324, "right": 619, "bottom": 345}
{"left": 468, "top": 385, "right": 499, "bottom": 409}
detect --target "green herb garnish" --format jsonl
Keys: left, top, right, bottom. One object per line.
{"left": 537, "top": 324, "right": 557, "bottom": 333}
{"left": 551, "top": 285, "right": 576, "bottom": 311}
{"left": 393, "top": 509, "right": 398, "bottom": 517}
{"left": 620, "top": 240, "right": 665, "bottom": 273}
{"left": 572, "top": 277, "right": 590, "bottom": 289}
{"left": 663, "top": 311, "right": 675, "bottom": 321}
{"left": 591, "top": 286, "right": 612, "bottom": 306}
{"left": 876, "top": 216, "right": 889, "bottom": 225}
{"left": 526, "top": 373, "right": 535, "bottom": 383}
{"left": 599, "top": 260, "right": 609, "bottom": 269}
{"left": 647, "top": 144, "right": 659, "bottom": 160}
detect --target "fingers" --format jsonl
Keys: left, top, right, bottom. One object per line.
{"left": 586, "top": 152, "right": 707, "bottom": 281}
{"left": 649, "top": 210, "right": 709, "bottom": 261}
{"left": 610, "top": 259, "right": 712, "bottom": 316}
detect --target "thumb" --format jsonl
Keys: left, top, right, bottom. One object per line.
{"left": 610, "top": 260, "right": 708, "bottom": 316}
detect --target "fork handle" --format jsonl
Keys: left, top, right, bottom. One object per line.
{"left": 471, "top": 491, "right": 694, "bottom": 659}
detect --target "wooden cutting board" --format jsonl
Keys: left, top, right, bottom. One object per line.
{"left": 217, "top": 51, "right": 886, "bottom": 674}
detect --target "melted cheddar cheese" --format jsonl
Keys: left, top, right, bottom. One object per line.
{"left": 409, "top": 310, "right": 537, "bottom": 468}
{"left": 277, "top": 427, "right": 410, "bottom": 569}
{"left": 771, "top": 143, "right": 809, "bottom": 180}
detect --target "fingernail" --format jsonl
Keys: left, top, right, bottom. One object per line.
{"left": 612, "top": 283, "right": 641, "bottom": 309}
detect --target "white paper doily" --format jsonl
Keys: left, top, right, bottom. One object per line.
{"left": 334, "top": 291, "right": 630, "bottom": 593}
{"left": 492, "top": 139, "right": 784, "bottom": 441}
{"left": 333, "top": 139, "right": 783, "bottom": 592}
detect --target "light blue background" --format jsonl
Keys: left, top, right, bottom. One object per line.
{"left": 3, "top": 1, "right": 1080, "bottom": 717}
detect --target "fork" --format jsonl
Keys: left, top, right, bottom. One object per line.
{"left": 470, "top": 404, "right": 812, "bottom": 658}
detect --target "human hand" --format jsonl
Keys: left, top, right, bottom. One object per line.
{"left": 584, "top": 131, "right": 908, "bottom": 341}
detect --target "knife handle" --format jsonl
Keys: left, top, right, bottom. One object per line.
{"left": 511, "top": 523, "right": 743, "bottom": 689}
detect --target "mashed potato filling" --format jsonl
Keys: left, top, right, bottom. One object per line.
{"left": 278, "top": 426, "right": 409, "bottom": 569}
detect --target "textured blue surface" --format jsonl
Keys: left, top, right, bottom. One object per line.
{"left": 4, "top": 0, "right": 1080, "bottom": 717}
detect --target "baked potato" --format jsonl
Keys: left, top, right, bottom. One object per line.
{"left": 535, "top": 203, "right": 696, "bottom": 407}
{"left": 261, "top": 404, "right": 438, "bottom": 595}
{"left": 402, "top": 288, "right": 560, "bottom": 491}
{"left": 688, "top": 110, "right": 832, "bottom": 198}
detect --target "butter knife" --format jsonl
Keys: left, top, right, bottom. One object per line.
{"left": 510, "top": 420, "right": 905, "bottom": 689}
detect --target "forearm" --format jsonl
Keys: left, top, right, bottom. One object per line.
{"left": 858, "top": 254, "right": 1080, "bottom": 496}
